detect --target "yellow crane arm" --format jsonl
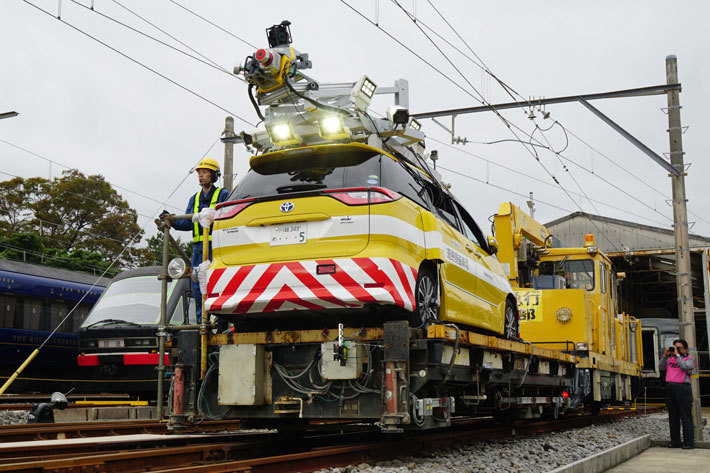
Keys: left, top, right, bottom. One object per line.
{"left": 493, "top": 202, "right": 551, "bottom": 287}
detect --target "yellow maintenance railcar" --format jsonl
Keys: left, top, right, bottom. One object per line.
{"left": 494, "top": 202, "right": 643, "bottom": 409}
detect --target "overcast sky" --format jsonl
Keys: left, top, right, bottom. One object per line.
{"left": 2, "top": 0, "right": 709, "bottom": 255}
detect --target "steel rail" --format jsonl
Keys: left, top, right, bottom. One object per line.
{"left": 0, "top": 419, "right": 240, "bottom": 442}
{"left": 0, "top": 408, "right": 660, "bottom": 473}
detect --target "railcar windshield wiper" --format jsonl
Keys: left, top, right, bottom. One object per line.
{"left": 85, "top": 319, "right": 143, "bottom": 329}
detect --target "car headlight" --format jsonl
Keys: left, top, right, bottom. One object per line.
{"left": 556, "top": 307, "right": 572, "bottom": 323}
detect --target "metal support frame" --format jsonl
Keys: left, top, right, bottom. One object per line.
{"left": 578, "top": 99, "right": 679, "bottom": 176}
{"left": 411, "top": 83, "right": 681, "bottom": 120}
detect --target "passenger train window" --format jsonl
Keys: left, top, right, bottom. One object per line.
{"left": 1, "top": 295, "right": 15, "bottom": 328}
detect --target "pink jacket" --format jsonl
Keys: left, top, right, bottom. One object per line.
{"left": 662, "top": 354, "right": 696, "bottom": 384}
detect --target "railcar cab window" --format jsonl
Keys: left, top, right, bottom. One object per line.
{"left": 538, "top": 259, "right": 595, "bottom": 290}
{"left": 230, "top": 149, "right": 383, "bottom": 200}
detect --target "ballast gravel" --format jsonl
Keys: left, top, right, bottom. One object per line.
{"left": 315, "top": 412, "right": 710, "bottom": 473}
{"left": 0, "top": 410, "right": 29, "bottom": 425}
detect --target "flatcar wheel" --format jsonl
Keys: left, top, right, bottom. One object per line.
{"left": 414, "top": 266, "right": 439, "bottom": 328}
{"left": 503, "top": 299, "right": 519, "bottom": 340}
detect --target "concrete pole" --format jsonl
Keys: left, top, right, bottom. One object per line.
{"left": 223, "top": 117, "right": 235, "bottom": 193}
{"left": 665, "top": 55, "right": 702, "bottom": 441}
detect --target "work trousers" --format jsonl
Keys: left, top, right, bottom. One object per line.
{"left": 191, "top": 243, "right": 212, "bottom": 318}
{"left": 666, "top": 382, "right": 694, "bottom": 447}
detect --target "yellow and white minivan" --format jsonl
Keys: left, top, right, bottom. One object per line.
{"left": 206, "top": 143, "right": 518, "bottom": 338}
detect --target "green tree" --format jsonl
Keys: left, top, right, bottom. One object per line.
{"left": 0, "top": 232, "right": 120, "bottom": 277}
{"left": 134, "top": 232, "right": 193, "bottom": 267}
{"left": 0, "top": 170, "right": 143, "bottom": 272}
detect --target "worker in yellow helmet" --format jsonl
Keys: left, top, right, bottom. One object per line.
{"left": 171, "top": 158, "right": 230, "bottom": 319}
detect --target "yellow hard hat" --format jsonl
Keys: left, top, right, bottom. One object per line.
{"left": 196, "top": 158, "right": 220, "bottom": 173}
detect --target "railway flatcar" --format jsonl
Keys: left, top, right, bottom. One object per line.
{"left": 0, "top": 259, "right": 108, "bottom": 393}
{"left": 76, "top": 266, "right": 195, "bottom": 398}
{"left": 161, "top": 24, "right": 642, "bottom": 433}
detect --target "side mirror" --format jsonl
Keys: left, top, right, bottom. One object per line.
{"left": 487, "top": 235, "right": 499, "bottom": 255}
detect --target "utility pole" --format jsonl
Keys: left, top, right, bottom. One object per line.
{"left": 665, "top": 55, "right": 702, "bottom": 441}
{"left": 223, "top": 117, "right": 235, "bottom": 193}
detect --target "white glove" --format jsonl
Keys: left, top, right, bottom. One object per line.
{"left": 198, "top": 207, "right": 217, "bottom": 228}
{"left": 196, "top": 260, "right": 211, "bottom": 295}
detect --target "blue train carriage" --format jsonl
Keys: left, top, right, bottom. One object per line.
{"left": 0, "top": 259, "right": 108, "bottom": 393}
{"left": 76, "top": 266, "right": 195, "bottom": 398}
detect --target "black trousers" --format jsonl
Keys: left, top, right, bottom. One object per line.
{"left": 666, "top": 382, "right": 694, "bottom": 447}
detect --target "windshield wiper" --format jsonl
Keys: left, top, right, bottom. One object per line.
{"left": 85, "top": 319, "right": 143, "bottom": 329}
{"left": 276, "top": 184, "right": 327, "bottom": 193}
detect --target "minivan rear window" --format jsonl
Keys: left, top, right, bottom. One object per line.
{"left": 230, "top": 152, "right": 383, "bottom": 200}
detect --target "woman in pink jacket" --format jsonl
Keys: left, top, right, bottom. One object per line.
{"left": 659, "top": 338, "right": 696, "bottom": 449}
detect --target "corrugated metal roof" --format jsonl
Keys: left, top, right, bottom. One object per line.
{"left": 545, "top": 211, "right": 710, "bottom": 252}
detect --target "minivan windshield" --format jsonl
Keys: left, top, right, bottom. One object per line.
{"left": 231, "top": 151, "right": 382, "bottom": 200}
{"left": 81, "top": 276, "right": 176, "bottom": 327}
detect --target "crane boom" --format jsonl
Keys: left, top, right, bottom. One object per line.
{"left": 494, "top": 202, "right": 551, "bottom": 287}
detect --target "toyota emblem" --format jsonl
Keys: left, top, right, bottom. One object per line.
{"left": 280, "top": 202, "right": 295, "bottom": 213}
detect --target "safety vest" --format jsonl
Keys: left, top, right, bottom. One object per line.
{"left": 192, "top": 187, "right": 222, "bottom": 243}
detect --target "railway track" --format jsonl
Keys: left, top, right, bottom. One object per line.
{"left": 0, "top": 419, "right": 241, "bottom": 442}
{"left": 0, "top": 408, "right": 659, "bottom": 472}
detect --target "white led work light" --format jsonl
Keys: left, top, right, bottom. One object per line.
{"left": 350, "top": 75, "right": 377, "bottom": 110}
{"left": 266, "top": 121, "right": 300, "bottom": 146}
{"left": 318, "top": 114, "right": 350, "bottom": 140}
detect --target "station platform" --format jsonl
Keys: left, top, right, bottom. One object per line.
{"left": 607, "top": 446, "right": 708, "bottom": 472}
{"left": 607, "top": 407, "right": 710, "bottom": 473}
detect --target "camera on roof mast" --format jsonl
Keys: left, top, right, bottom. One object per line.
{"left": 266, "top": 20, "right": 292, "bottom": 48}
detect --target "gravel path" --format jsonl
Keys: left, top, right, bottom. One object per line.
{"left": 316, "top": 413, "right": 710, "bottom": 473}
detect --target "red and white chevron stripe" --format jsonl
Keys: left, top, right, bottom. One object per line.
{"left": 205, "top": 257, "right": 418, "bottom": 314}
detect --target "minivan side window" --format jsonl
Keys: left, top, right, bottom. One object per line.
{"left": 453, "top": 201, "right": 488, "bottom": 252}
{"left": 381, "top": 157, "right": 431, "bottom": 210}
{"left": 436, "top": 194, "right": 462, "bottom": 232}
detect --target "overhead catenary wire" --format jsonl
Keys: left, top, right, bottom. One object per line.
{"left": 389, "top": 1, "right": 682, "bottom": 232}
{"left": 167, "top": 0, "right": 258, "bottom": 50}
{"left": 427, "top": 137, "right": 673, "bottom": 228}
{"left": 0, "top": 169, "right": 159, "bottom": 223}
{"left": 68, "top": 0, "right": 238, "bottom": 80}
{"left": 0, "top": 137, "right": 184, "bottom": 213}
{"left": 350, "top": 1, "right": 625, "bottom": 249}
{"left": 422, "top": 1, "right": 693, "bottom": 227}
{"left": 22, "top": 0, "right": 255, "bottom": 127}
{"left": 110, "top": 0, "right": 233, "bottom": 75}
{"left": 0, "top": 135, "right": 219, "bottom": 395}
{"left": 563, "top": 126, "right": 710, "bottom": 227}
